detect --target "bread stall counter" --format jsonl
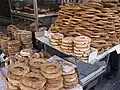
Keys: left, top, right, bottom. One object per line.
{"left": 36, "top": 36, "right": 111, "bottom": 90}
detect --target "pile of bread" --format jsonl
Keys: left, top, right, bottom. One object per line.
{"left": 61, "top": 37, "right": 74, "bottom": 53}
{"left": 7, "top": 40, "right": 21, "bottom": 56}
{"left": 7, "top": 25, "right": 33, "bottom": 49}
{"left": 74, "top": 36, "right": 91, "bottom": 60}
{"left": 0, "top": 25, "right": 33, "bottom": 56}
{"left": 5, "top": 49, "right": 50, "bottom": 67}
{"left": 6, "top": 49, "right": 78, "bottom": 90}
{"left": 51, "top": 33, "right": 64, "bottom": 50}
{"left": 51, "top": 0, "right": 120, "bottom": 53}
{"left": 51, "top": 33, "right": 91, "bottom": 61}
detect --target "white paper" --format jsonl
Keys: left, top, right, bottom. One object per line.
{"left": 88, "top": 48, "right": 98, "bottom": 64}
{"left": 115, "top": 44, "right": 120, "bottom": 54}
{"left": 36, "top": 37, "right": 51, "bottom": 46}
{"left": 48, "top": 56, "right": 77, "bottom": 72}
{"left": 45, "top": 31, "right": 53, "bottom": 39}
{"left": 68, "top": 84, "right": 83, "bottom": 90}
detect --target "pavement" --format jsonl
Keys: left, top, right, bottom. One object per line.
{"left": 94, "top": 73, "right": 120, "bottom": 90}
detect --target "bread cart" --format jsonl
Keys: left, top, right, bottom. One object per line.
{"left": 36, "top": 36, "right": 114, "bottom": 90}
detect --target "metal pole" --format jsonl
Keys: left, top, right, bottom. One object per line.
{"left": 8, "top": 0, "right": 14, "bottom": 24}
{"left": 33, "top": 0, "right": 39, "bottom": 32}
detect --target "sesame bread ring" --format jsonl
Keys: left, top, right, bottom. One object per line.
{"left": 41, "top": 62, "right": 61, "bottom": 74}
{"left": 47, "top": 76, "right": 63, "bottom": 84}
{"left": 83, "top": 53, "right": 89, "bottom": 57}
{"left": 62, "top": 37, "right": 73, "bottom": 44}
{"left": 51, "top": 33, "right": 64, "bottom": 40}
{"left": 81, "top": 57, "right": 88, "bottom": 60}
{"left": 7, "top": 71, "right": 22, "bottom": 80}
{"left": 63, "top": 72, "right": 78, "bottom": 80}
{"left": 61, "top": 45, "right": 73, "bottom": 50}
{"left": 64, "top": 78, "right": 78, "bottom": 89}
{"left": 41, "top": 86, "right": 45, "bottom": 90}
{"left": 74, "top": 47, "right": 90, "bottom": 52}
{"left": 29, "top": 58, "right": 47, "bottom": 69}
{"left": 7, "top": 86, "right": 19, "bottom": 90}
{"left": 7, "top": 71, "right": 21, "bottom": 86}
{"left": 41, "top": 62, "right": 62, "bottom": 79}
{"left": 63, "top": 73, "right": 78, "bottom": 83}
{"left": 59, "top": 88, "right": 65, "bottom": 90}
{"left": 20, "top": 49, "right": 32, "bottom": 57}
{"left": 74, "top": 44, "right": 90, "bottom": 48}
{"left": 30, "top": 67, "right": 40, "bottom": 73}
{"left": 22, "top": 72, "right": 46, "bottom": 89}
{"left": 15, "top": 52, "right": 23, "bottom": 60}
{"left": 46, "top": 82, "right": 63, "bottom": 90}
{"left": 30, "top": 53, "right": 40, "bottom": 58}
{"left": 61, "top": 43, "right": 73, "bottom": 47}
{"left": 8, "top": 78, "right": 19, "bottom": 86}
{"left": 74, "top": 50, "right": 84, "bottom": 54}
{"left": 74, "top": 54, "right": 83, "bottom": 58}
{"left": 74, "top": 41, "right": 89, "bottom": 45}
{"left": 46, "top": 81, "right": 63, "bottom": 89}
{"left": 50, "top": 39, "right": 59, "bottom": 43}
{"left": 64, "top": 76, "right": 78, "bottom": 83}
{"left": 74, "top": 36, "right": 91, "bottom": 43}
{"left": 9, "top": 63, "right": 29, "bottom": 76}
{"left": 7, "top": 81, "right": 19, "bottom": 90}
{"left": 38, "top": 52, "right": 44, "bottom": 58}
{"left": 19, "top": 82, "right": 38, "bottom": 90}
{"left": 62, "top": 69, "right": 76, "bottom": 75}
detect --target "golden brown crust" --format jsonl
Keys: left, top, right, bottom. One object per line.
{"left": 41, "top": 62, "right": 62, "bottom": 79}
{"left": 29, "top": 58, "right": 47, "bottom": 69}
{"left": 64, "top": 78, "right": 78, "bottom": 89}
{"left": 45, "top": 81, "right": 63, "bottom": 90}
{"left": 19, "top": 82, "right": 38, "bottom": 90}
{"left": 47, "top": 76, "right": 63, "bottom": 84}
{"left": 8, "top": 63, "right": 29, "bottom": 76}
{"left": 22, "top": 72, "right": 46, "bottom": 89}
{"left": 7, "top": 81, "right": 19, "bottom": 90}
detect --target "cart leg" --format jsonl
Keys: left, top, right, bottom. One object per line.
{"left": 107, "top": 51, "right": 119, "bottom": 79}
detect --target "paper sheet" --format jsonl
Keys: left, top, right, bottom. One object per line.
{"left": 48, "top": 56, "right": 77, "bottom": 72}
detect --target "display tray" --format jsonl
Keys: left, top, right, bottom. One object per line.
{"left": 36, "top": 36, "right": 120, "bottom": 64}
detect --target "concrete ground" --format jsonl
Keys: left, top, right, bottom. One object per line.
{"left": 94, "top": 73, "right": 120, "bottom": 90}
